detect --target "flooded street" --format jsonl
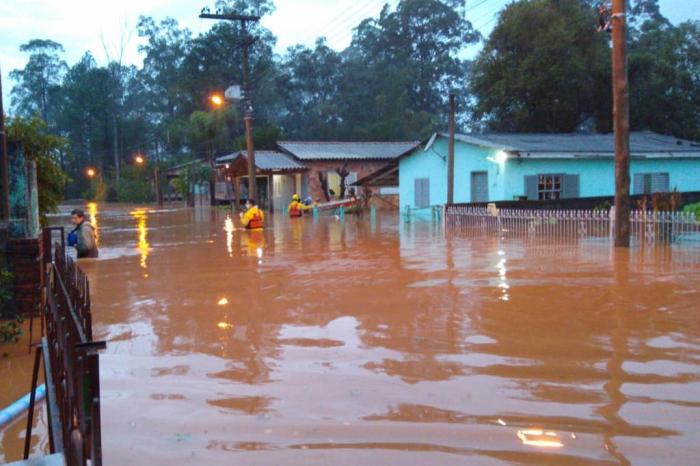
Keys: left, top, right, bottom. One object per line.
{"left": 3, "top": 203, "right": 700, "bottom": 465}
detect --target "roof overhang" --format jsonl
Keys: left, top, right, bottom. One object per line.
{"left": 511, "top": 151, "right": 700, "bottom": 159}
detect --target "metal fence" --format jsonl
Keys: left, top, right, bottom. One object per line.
{"left": 444, "top": 205, "right": 700, "bottom": 245}
{"left": 24, "top": 227, "right": 105, "bottom": 466}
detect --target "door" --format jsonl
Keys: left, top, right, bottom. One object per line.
{"left": 272, "top": 174, "right": 295, "bottom": 212}
{"left": 414, "top": 178, "right": 430, "bottom": 208}
{"left": 471, "top": 171, "right": 488, "bottom": 202}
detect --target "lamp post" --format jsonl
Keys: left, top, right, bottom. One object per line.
{"left": 134, "top": 154, "right": 163, "bottom": 207}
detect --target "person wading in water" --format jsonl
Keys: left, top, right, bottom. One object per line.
{"left": 68, "top": 209, "right": 99, "bottom": 258}
{"left": 240, "top": 198, "right": 265, "bottom": 230}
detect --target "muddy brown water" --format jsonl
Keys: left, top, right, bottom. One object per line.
{"left": 2, "top": 203, "right": 700, "bottom": 465}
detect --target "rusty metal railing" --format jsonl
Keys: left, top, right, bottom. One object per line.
{"left": 24, "top": 227, "right": 105, "bottom": 466}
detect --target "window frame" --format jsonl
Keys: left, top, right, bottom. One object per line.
{"left": 536, "top": 174, "right": 564, "bottom": 200}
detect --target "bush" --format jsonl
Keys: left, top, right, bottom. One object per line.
{"left": 114, "top": 165, "right": 153, "bottom": 203}
{"left": 683, "top": 202, "right": 700, "bottom": 220}
{"left": 0, "top": 270, "right": 22, "bottom": 345}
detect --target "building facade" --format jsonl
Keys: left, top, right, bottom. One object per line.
{"left": 277, "top": 141, "right": 419, "bottom": 202}
{"left": 399, "top": 132, "right": 700, "bottom": 210}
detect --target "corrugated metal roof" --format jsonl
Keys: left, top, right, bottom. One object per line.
{"left": 216, "top": 151, "right": 305, "bottom": 171}
{"left": 445, "top": 132, "right": 700, "bottom": 156}
{"left": 278, "top": 141, "right": 420, "bottom": 160}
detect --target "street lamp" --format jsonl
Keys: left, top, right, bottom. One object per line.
{"left": 210, "top": 94, "right": 224, "bottom": 107}
{"left": 134, "top": 154, "right": 145, "bottom": 165}
{"left": 86, "top": 168, "right": 96, "bottom": 178}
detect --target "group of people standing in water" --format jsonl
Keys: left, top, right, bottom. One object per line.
{"left": 238, "top": 193, "right": 316, "bottom": 231}
{"left": 69, "top": 193, "right": 320, "bottom": 258}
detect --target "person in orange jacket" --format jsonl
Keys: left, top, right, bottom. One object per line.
{"left": 288, "top": 194, "right": 311, "bottom": 218}
{"left": 240, "top": 198, "right": 264, "bottom": 229}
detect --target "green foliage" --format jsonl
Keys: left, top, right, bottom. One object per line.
{"left": 0, "top": 317, "right": 23, "bottom": 344}
{"left": 0, "top": 269, "right": 21, "bottom": 344}
{"left": 114, "top": 165, "right": 154, "bottom": 203}
{"left": 683, "top": 202, "right": 700, "bottom": 221}
{"left": 7, "top": 116, "right": 68, "bottom": 226}
{"left": 234, "top": 124, "right": 282, "bottom": 150}
{"left": 82, "top": 175, "right": 107, "bottom": 202}
{"left": 470, "top": 0, "right": 610, "bottom": 132}
{"left": 470, "top": 0, "right": 700, "bottom": 139}
{"left": 171, "top": 162, "right": 211, "bottom": 206}
{"left": 628, "top": 20, "right": 700, "bottom": 141}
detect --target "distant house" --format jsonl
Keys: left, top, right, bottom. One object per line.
{"left": 215, "top": 150, "right": 307, "bottom": 210}
{"left": 399, "top": 132, "right": 700, "bottom": 210}
{"left": 277, "top": 141, "right": 419, "bottom": 202}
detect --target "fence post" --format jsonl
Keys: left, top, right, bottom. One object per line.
{"left": 609, "top": 206, "right": 615, "bottom": 241}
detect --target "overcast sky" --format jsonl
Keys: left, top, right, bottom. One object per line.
{"left": 2, "top": 0, "right": 699, "bottom": 107}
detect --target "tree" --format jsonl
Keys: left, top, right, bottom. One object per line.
{"left": 628, "top": 20, "right": 700, "bottom": 141}
{"left": 470, "top": 0, "right": 611, "bottom": 133}
{"left": 337, "top": 0, "right": 478, "bottom": 139}
{"left": 10, "top": 40, "right": 67, "bottom": 124}
{"left": 7, "top": 116, "right": 68, "bottom": 226}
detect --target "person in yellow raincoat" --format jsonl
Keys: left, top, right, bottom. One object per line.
{"left": 240, "top": 198, "right": 265, "bottom": 229}
{"left": 287, "top": 194, "right": 311, "bottom": 218}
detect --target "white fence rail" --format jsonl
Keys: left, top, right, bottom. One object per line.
{"left": 445, "top": 206, "right": 700, "bottom": 245}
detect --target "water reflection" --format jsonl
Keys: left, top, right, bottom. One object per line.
{"left": 130, "top": 209, "right": 149, "bottom": 268}
{"left": 87, "top": 201, "right": 99, "bottom": 245}
{"left": 224, "top": 215, "right": 234, "bottom": 256}
{"left": 496, "top": 250, "right": 510, "bottom": 301}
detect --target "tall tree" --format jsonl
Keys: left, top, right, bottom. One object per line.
{"left": 628, "top": 19, "right": 700, "bottom": 141}
{"left": 9, "top": 40, "right": 67, "bottom": 124}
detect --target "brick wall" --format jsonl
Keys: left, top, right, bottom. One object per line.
{"left": 302, "top": 160, "right": 390, "bottom": 201}
{"left": 5, "top": 238, "right": 41, "bottom": 316}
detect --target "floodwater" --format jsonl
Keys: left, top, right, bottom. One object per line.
{"left": 2, "top": 203, "right": 700, "bottom": 465}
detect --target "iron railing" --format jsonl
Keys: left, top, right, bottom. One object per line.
{"left": 25, "top": 227, "right": 105, "bottom": 466}
{"left": 444, "top": 205, "right": 700, "bottom": 245}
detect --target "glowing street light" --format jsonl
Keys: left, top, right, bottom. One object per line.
{"left": 134, "top": 154, "right": 145, "bottom": 165}
{"left": 86, "top": 168, "right": 96, "bottom": 178}
{"left": 210, "top": 93, "right": 224, "bottom": 107}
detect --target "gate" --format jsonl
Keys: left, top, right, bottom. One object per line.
{"left": 24, "top": 227, "right": 106, "bottom": 466}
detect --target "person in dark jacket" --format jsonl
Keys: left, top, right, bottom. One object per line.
{"left": 69, "top": 209, "right": 99, "bottom": 258}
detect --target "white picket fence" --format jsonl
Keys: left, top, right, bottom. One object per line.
{"left": 444, "top": 205, "right": 700, "bottom": 245}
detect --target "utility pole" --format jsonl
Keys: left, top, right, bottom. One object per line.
{"left": 611, "top": 0, "right": 631, "bottom": 247}
{"left": 447, "top": 93, "right": 456, "bottom": 205}
{"left": 0, "top": 67, "right": 10, "bottom": 222}
{"left": 199, "top": 10, "right": 260, "bottom": 204}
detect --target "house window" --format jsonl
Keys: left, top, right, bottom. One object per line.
{"left": 537, "top": 175, "right": 562, "bottom": 200}
{"left": 633, "top": 173, "right": 669, "bottom": 195}
{"left": 525, "top": 174, "right": 580, "bottom": 200}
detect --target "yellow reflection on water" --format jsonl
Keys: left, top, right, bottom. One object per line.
{"left": 87, "top": 202, "right": 99, "bottom": 245}
{"left": 517, "top": 429, "right": 564, "bottom": 448}
{"left": 496, "top": 250, "right": 510, "bottom": 301}
{"left": 217, "top": 297, "right": 229, "bottom": 306}
{"left": 224, "top": 216, "right": 234, "bottom": 256}
{"left": 217, "top": 322, "right": 233, "bottom": 330}
{"left": 130, "top": 210, "right": 149, "bottom": 269}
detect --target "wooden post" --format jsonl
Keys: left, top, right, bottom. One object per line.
{"left": 447, "top": 93, "right": 456, "bottom": 205}
{"left": 612, "top": 0, "right": 631, "bottom": 247}
{"left": 234, "top": 176, "right": 241, "bottom": 212}
{"left": 154, "top": 166, "right": 163, "bottom": 207}
{"left": 0, "top": 67, "right": 10, "bottom": 221}
{"left": 266, "top": 175, "right": 272, "bottom": 212}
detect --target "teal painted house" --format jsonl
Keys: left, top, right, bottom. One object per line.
{"left": 399, "top": 132, "right": 700, "bottom": 210}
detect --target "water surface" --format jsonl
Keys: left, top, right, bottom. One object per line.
{"left": 2, "top": 203, "right": 700, "bottom": 465}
